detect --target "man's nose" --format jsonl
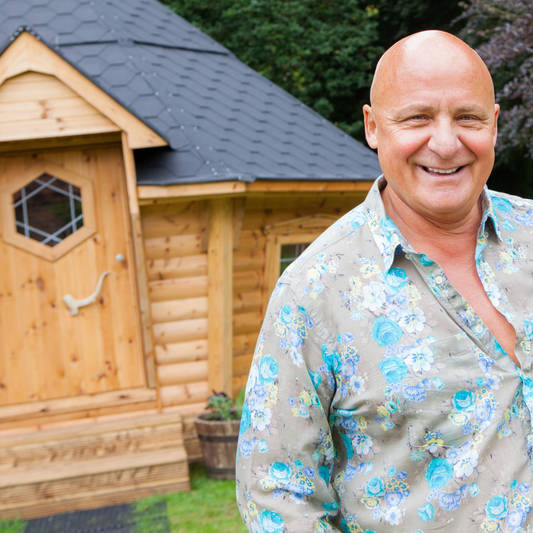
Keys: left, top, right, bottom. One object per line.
{"left": 426, "top": 119, "right": 461, "bottom": 159}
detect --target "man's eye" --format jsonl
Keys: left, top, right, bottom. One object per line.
{"left": 458, "top": 114, "right": 478, "bottom": 121}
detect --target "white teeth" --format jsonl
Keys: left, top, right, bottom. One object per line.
{"left": 425, "top": 166, "right": 460, "bottom": 174}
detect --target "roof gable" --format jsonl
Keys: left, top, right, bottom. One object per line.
{"left": 0, "top": 31, "right": 166, "bottom": 148}
{"left": 0, "top": 70, "right": 119, "bottom": 143}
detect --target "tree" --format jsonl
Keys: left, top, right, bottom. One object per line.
{"left": 459, "top": 0, "right": 533, "bottom": 196}
{"left": 162, "top": 1, "right": 463, "bottom": 142}
{"left": 162, "top": 0, "right": 382, "bottom": 138}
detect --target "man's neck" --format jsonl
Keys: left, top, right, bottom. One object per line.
{"left": 381, "top": 186, "right": 482, "bottom": 263}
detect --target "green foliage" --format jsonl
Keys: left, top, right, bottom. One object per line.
{"left": 372, "top": 0, "right": 463, "bottom": 48}
{"left": 459, "top": 0, "right": 533, "bottom": 196}
{"left": 0, "top": 519, "right": 24, "bottom": 533}
{"left": 135, "top": 463, "right": 246, "bottom": 532}
{"left": 204, "top": 389, "right": 244, "bottom": 421}
{"left": 162, "top": 0, "right": 382, "bottom": 138}
{"left": 161, "top": 0, "right": 531, "bottom": 198}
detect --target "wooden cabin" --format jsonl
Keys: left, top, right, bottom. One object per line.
{"left": 0, "top": 0, "right": 380, "bottom": 519}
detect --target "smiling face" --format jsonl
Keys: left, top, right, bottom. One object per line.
{"left": 363, "top": 31, "right": 499, "bottom": 227}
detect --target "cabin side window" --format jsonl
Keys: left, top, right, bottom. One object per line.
{"left": 279, "top": 242, "right": 309, "bottom": 275}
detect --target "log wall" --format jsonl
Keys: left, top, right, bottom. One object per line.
{"left": 231, "top": 193, "right": 366, "bottom": 395}
{"left": 141, "top": 201, "right": 210, "bottom": 417}
{"left": 141, "top": 193, "right": 366, "bottom": 428}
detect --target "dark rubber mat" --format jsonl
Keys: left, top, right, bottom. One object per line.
{"left": 24, "top": 501, "right": 170, "bottom": 533}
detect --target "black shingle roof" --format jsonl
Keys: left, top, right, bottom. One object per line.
{"left": 0, "top": 0, "right": 381, "bottom": 185}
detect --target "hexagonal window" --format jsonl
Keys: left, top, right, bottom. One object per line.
{"left": 1, "top": 163, "right": 96, "bottom": 261}
{"left": 13, "top": 173, "right": 83, "bottom": 247}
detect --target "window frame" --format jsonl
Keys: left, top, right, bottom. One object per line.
{"left": 262, "top": 214, "right": 339, "bottom": 313}
{"left": 1, "top": 161, "right": 96, "bottom": 261}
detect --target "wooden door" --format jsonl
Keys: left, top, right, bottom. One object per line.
{"left": 0, "top": 144, "right": 146, "bottom": 406}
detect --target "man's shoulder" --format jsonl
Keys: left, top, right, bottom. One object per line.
{"left": 487, "top": 188, "right": 533, "bottom": 233}
{"left": 488, "top": 188, "right": 533, "bottom": 208}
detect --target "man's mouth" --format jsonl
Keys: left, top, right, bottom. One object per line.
{"left": 421, "top": 165, "right": 464, "bottom": 175}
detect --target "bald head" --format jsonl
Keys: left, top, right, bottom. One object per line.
{"left": 362, "top": 29, "right": 500, "bottom": 227}
{"left": 370, "top": 30, "right": 495, "bottom": 108}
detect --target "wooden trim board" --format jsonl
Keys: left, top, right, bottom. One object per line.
{"left": 138, "top": 180, "right": 374, "bottom": 203}
{"left": 121, "top": 132, "right": 158, "bottom": 391}
{"left": 207, "top": 198, "right": 233, "bottom": 395}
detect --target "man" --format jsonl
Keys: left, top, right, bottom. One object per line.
{"left": 236, "top": 30, "right": 533, "bottom": 531}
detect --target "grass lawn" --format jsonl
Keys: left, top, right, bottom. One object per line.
{"left": 134, "top": 463, "right": 247, "bottom": 533}
{"left": 0, "top": 463, "right": 246, "bottom": 533}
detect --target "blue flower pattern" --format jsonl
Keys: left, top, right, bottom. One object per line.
{"left": 236, "top": 180, "right": 533, "bottom": 531}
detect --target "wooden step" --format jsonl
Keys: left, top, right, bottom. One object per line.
{"left": 0, "top": 411, "right": 190, "bottom": 520}
{"left": 0, "top": 412, "right": 184, "bottom": 470}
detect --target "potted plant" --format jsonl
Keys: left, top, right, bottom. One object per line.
{"left": 194, "top": 390, "right": 244, "bottom": 480}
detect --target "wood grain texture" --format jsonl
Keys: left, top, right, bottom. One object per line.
{"left": 0, "top": 146, "right": 145, "bottom": 408}
{"left": 0, "top": 412, "right": 189, "bottom": 519}
{"left": 207, "top": 198, "right": 233, "bottom": 396}
{"left": 0, "top": 32, "right": 166, "bottom": 149}
{"left": 121, "top": 133, "right": 156, "bottom": 389}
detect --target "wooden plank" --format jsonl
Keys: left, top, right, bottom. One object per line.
{"left": 157, "top": 360, "right": 208, "bottom": 387}
{"left": 233, "top": 290, "right": 262, "bottom": 314}
{"left": 151, "top": 296, "right": 208, "bottom": 323}
{"left": 0, "top": 424, "right": 184, "bottom": 469}
{"left": 163, "top": 402, "right": 206, "bottom": 419}
{"left": 246, "top": 180, "right": 375, "bottom": 193}
{"left": 152, "top": 318, "right": 208, "bottom": 344}
{"left": 233, "top": 311, "right": 263, "bottom": 336}
{"left": 0, "top": 32, "right": 166, "bottom": 149}
{"left": 0, "top": 114, "right": 119, "bottom": 142}
{"left": 137, "top": 181, "right": 374, "bottom": 204}
{"left": 207, "top": 198, "right": 233, "bottom": 396}
{"left": 0, "top": 132, "right": 122, "bottom": 153}
{"left": 138, "top": 181, "right": 246, "bottom": 204}
{"left": 160, "top": 381, "right": 210, "bottom": 407}
{"left": 234, "top": 270, "right": 261, "bottom": 292}
{"left": 233, "top": 374, "right": 248, "bottom": 396}
{"left": 121, "top": 133, "right": 156, "bottom": 390}
{"left": 0, "top": 411, "right": 183, "bottom": 450}
{"left": 233, "top": 248, "right": 264, "bottom": 271}
{"left": 155, "top": 339, "right": 208, "bottom": 365}
{"left": 233, "top": 230, "right": 264, "bottom": 252}
{"left": 0, "top": 95, "right": 113, "bottom": 119}
{"left": 148, "top": 276, "right": 208, "bottom": 302}
{"left": 233, "top": 354, "right": 253, "bottom": 377}
{"left": 0, "top": 476, "right": 190, "bottom": 520}
{"left": 144, "top": 234, "right": 205, "bottom": 259}
{"left": 233, "top": 333, "right": 259, "bottom": 358}
{"left": 0, "top": 447, "right": 187, "bottom": 488}
{"left": 0, "top": 400, "right": 158, "bottom": 432}
{"left": 141, "top": 201, "right": 207, "bottom": 239}
{"left": 146, "top": 254, "right": 208, "bottom": 281}
{"left": 0, "top": 388, "right": 155, "bottom": 424}
{"left": 233, "top": 197, "right": 246, "bottom": 250}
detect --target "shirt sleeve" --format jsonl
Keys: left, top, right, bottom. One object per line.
{"left": 236, "top": 280, "right": 343, "bottom": 532}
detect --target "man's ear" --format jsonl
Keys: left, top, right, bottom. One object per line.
{"left": 492, "top": 103, "right": 500, "bottom": 147}
{"left": 363, "top": 104, "right": 378, "bottom": 149}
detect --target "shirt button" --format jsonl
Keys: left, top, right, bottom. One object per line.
{"left": 435, "top": 275, "right": 444, "bottom": 284}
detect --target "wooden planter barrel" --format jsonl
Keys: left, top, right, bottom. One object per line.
{"left": 194, "top": 415, "right": 240, "bottom": 480}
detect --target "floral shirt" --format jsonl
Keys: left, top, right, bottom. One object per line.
{"left": 236, "top": 177, "right": 533, "bottom": 533}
